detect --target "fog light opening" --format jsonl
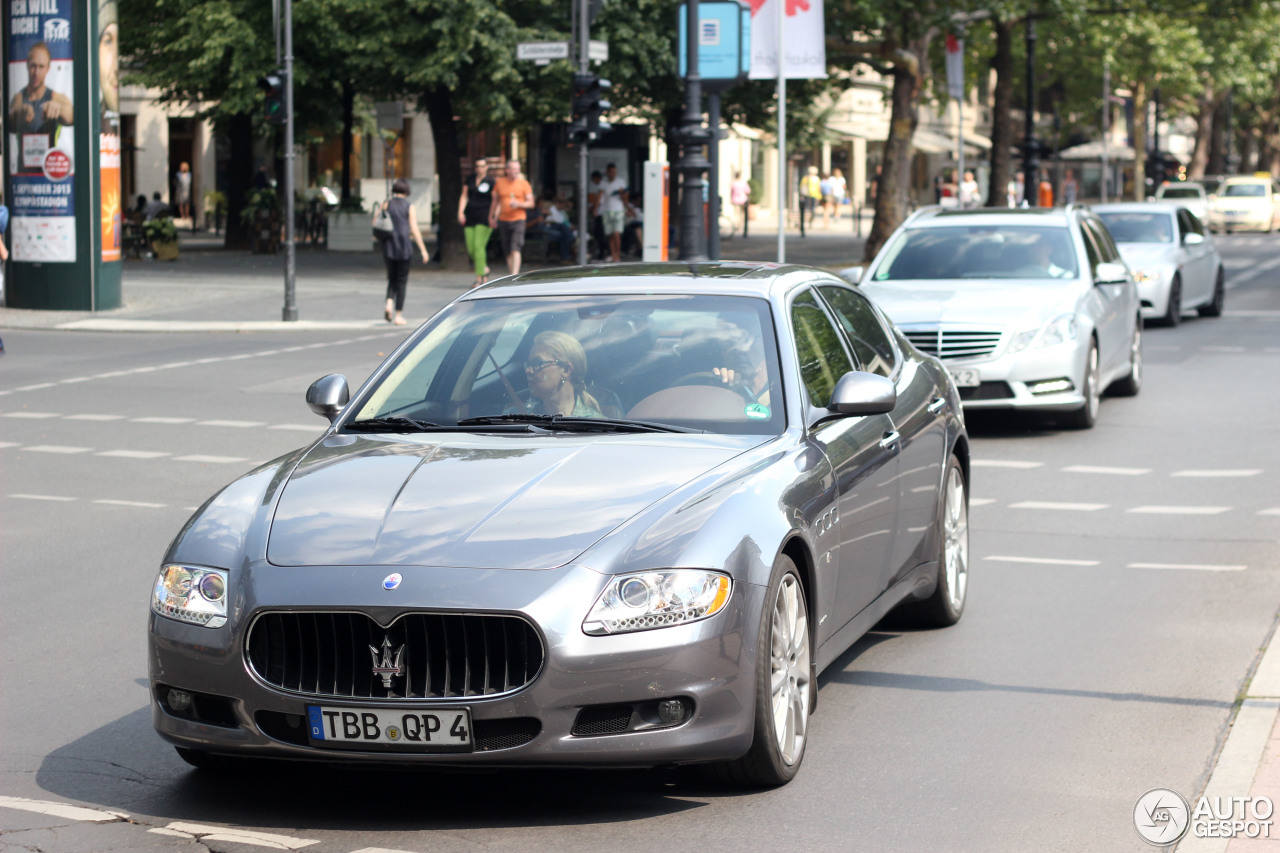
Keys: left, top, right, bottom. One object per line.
{"left": 1028, "top": 378, "right": 1074, "bottom": 395}
{"left": 657, "top": 698, "right": 687, "bottom": 726}
{"left": 167, "top": 689, "right": 193, "bottom": 712}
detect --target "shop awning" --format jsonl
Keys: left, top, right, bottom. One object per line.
{"left": 1058, "top": 140, "right": 1136, "bottom": 162}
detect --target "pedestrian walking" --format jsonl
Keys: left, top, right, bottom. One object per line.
{"left": 959, "top": 170, "right": 980, "bottom": 209}
{"left": 830, "top": 168, "right": 847, "bottom": 222}
{"left": 1007, "top": 171, "right": 1025, "bottom": 207}
{"left": 458, "top": 157, "right": 494, "bottom": 287}
{"left": 598, "top": 162, "right": 628, "bottom": 263}
{"left": 1063, "top": 168, "right": 1079, "bottom": 205}
{"left": 819, "top": 173, "right": 833, "bottom": 228}
{"left": 490, "top": 158, "right": 534, "bottom": 276}
{"left": 375, "top": 178, "right": 429, "bottom": 326}
{"left": 730, "top": 171, "right": 750, "bottom": 238}
{"left": 799, "top": 166, "right": 821, "bottom": 237}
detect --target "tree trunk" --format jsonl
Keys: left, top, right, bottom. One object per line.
{"left": 863, "top": 59, "right": 922, "bottom": 261}
{"left": 424, "top": 86, "right": 469, "bottom": 269}
{"left": 224, "top": 112, "right": 254, "bottom": 250}
{"left": 1206, "top": 92, "right": 1230, "bottom": 175}
{"left": 1188, "top": 83, "right": 1219, "bottom": 179}
{"left": 1131, "top": 82, "right": 1147, "bottom": 201}
{"left": 986, "top": 17, "right": 1014, "bottom": 208}
{"left": 341, "top": 81, "right": 354, "bottom": 203}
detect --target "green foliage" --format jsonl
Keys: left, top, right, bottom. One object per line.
{"left": 238, "top": 189, "right": 279, "bottom": 226}
{"left": 142, "top": 216, "right": 178, "bottom": 243}
{"left": 203, "top": 190, "right": 227, "bottom": 214}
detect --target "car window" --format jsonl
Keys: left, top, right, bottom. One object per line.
{"left": 791, "top": 290, "right": 854, "bottom": 409}
{"left": 1094, "top": 212, "right": 1174, "bottom": 244}
{"left": 816, "top": 285, "right": 896, "bottom": 378}
{"left": 1084, "top": 218, "right": 1122, "bottom": 262}
{"left": 872, "top": 225, "right": 1078, "bottom": 280}
{"left": 1223, "top": 183, "right": 1266, "bottom": 198}
{"left": 1078, "top": 224, "right": 1101, "bottom": 278}
{"left": 1158, "top": 187, "right": 1202, "bottom": 199}
{"left": 1175, "top": 209, "right": 1192, "bottom": 239}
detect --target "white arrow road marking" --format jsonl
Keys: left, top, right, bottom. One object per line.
{"left": 161, "top": 823, "right": 318, "bottom": 849}
{"left": 0, "top": 796, "right": 127, "bottom": 822}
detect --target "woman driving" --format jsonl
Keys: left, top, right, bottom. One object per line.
{"left": 522, "top": 331, "right": 603, "bottom": 417}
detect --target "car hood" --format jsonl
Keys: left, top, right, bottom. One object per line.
{"left": 265, "top": 432, "right": 755, "bottom": 570}
{"left": 1116, "top": 243, "right": 1177, "bottom": 270}
{"left": 861, "top": 280, "right": 1081, "bottom": 328}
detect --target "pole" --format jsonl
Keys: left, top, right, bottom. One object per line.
{"left": 957, "top": 96, "right": 965, "bottom": 206}
{"left": 675, "top": 0, "right": 709, "bottom": 261}
{"left": 577, "top": 0, "right": 589, "bottom": 265}
{"left": 776, "top": 0, "right": 785, "bottom": 263}
{"left": 708, "top": 93, "right": 721, "bottom": 260}
{"left": 1101, "top": 61, "right": 1109, "bottom": 203}
{"left": 281, "top": 0, "right": 297, "bottom": 321}
{"left": 1022, "top": 14, "right": 1040, "bottom": 207}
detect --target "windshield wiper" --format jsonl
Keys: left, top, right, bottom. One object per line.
{"left": 344, "top": 416, "right": 443, "bottom": 433}
{"left": 457, "top": 413, "right": 702, "bottom": 434}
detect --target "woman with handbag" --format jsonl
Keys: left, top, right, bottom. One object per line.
{"left": 374, "top": 179, "right": 429, "bottom": 325}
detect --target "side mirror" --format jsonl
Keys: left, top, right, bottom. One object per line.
{"left": 1183, "top": 232, "right": 1205, "bottom": 246}
{"left": 306, "top": 374, "right": 350, "bottom": 423}
{"left": 1094, "top": 261, "right": 1129, "bottom": 285}
{"left": 838, "top": 266, "right": 864, "bottom": 285}
{"left": 826, "top": 371, "right": 896, "bottom": 416}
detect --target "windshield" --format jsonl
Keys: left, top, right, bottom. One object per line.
{"left": 1158, "top": 187, "right": 1201, "bottom": 199}
{"left": 1223, "top": 183, "right": 1267, "bottom": 198}
{"left": 872, "top": 225, "right": 1079, "bottom": 281}
{"left": 1096, "top": 212, "right": 1174, "bottom": 244}
{"left": 350, "top": 294, "right": 785, "bottom": 435}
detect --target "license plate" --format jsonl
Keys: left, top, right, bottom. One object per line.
{"left": 948, "top": 368, "right": 980, "bottom": 388}
{"left": 307, "top": 705, "right": 472, "bottom": 752}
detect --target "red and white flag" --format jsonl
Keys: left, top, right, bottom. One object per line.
{"left": 748, "top": 0, "right": 827, "bottom": 80}
{"left": 945, "top": 34, "right": 965, "bottom": 100}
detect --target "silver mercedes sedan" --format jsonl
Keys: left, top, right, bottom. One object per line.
{"left": 149, "top": 263, "right": 970, "bottom": 787}
{"left": 843, "top": 207, "right": 1143, "bottom": 429}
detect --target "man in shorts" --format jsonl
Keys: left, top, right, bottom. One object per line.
{"left": 599, "top": 163, "right": 628, "bottom": 263}
{"left": 490, "top": 158, "right": 534, "bottom": 275}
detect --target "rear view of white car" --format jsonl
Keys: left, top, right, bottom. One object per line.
{"left": 1154, "top": 182, "right": 1209, "bottom": 223}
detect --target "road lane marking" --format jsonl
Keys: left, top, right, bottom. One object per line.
{"left": 969, "top": 498, "right": 996, "bottom": 506}
{"left": 1172, "top": 469, "right": 1262, "bottom": 478}
{"left": 13, "top": 383, "right": 57, "bottom": 391}
{"left": 197, "top": 419, "right": 267, "bottom": 428}
{"left": 1062, "top": 465, "right": 1151, "bottom": 475}
{"left": 0, "top": 441, "right": 18, "bottom": 448}
{"left": 1225, "top": 310, "right": 1280, "bottom": 318}
{"left": 971, "top": 460, "right": 1044, "bottom": 469}
{"left": 1009, "top": 501, "right": 1109, "bottom": 511}
{"left": 64, "top": 413, "right": 127, "bottom": 421}
{"left": 131, "top": 416, "right": 194, "bottom": 424}
{"left": 2, "top": 411, "right": 59, "bottom": 418}
{"left": 1200, "top": 346, "right": 1246, "bottom": 353}
{"left": 94, "top": 499, "right": 168, "bottom": 508}
{"left": 22, "top": 445, "right": 92, "bottom": 454}
{"left": 161, "top": 822, "right": 318, "bottom": 849}
{"left": 1259, "top": 508, "right": 1280, "bottom": 516}
{"left": 1128, "top": 562, "right": 1247, "bottom": 572}
{"left": 1128, "top": 506, "right": 1231, "bottom": 515}
{"left": 985, "top": 556, "right": 1100, "bottom": 566}
{"left": 0, "top": 795, "right": 127, "bottom": 822}
{"left": 271, "top": 423, "right": 323, "bottom": 432}
{"left": 96, "top": 449, "right": 172, "bottom": 458}
{"left": 172, "top": 454, "right": 249, "bottom": 464}
{"left": 9, "top": 494, "right": 76, "bottom": 501}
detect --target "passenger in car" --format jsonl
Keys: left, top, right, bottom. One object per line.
{"left": 1011, "top": 236, "right": 1071, "bottom": 279}
{"left": 520, "top": 330, "right": 604, "bottom": 417}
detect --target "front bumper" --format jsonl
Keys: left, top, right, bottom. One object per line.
{"left": 942, "top": 341, "right": 1088, "bottom": 412}
{"left": 149, "top": 562, "right": 763, "bottom": 767}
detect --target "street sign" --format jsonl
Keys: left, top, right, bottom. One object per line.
{"left": 677, "top": 1, "right": 750, "bottom": 92}
{"left": 517, "top": 41, "right": 570, "bottom": 62}
{"left": 589, "top": 39, "right": 608, "bottom": 63}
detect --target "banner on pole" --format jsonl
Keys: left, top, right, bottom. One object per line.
{"left": 748, "top": 0, "right": 826, "bottom": 80}
{"left": 945, "top": 34, "right": 964, "bottom": 101}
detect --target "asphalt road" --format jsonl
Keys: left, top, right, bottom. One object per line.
{"left": 2, "top": 234, "right": 1279, "bottom": 852}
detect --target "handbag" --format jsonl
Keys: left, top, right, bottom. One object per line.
{"left": 372, "top": 202, "right": 393, "bottom": 240}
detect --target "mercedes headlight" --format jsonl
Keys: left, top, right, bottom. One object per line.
{"left": 1006, "top": 314, "right": 1078, "bottom": 354}
{"left": 583, "top": 570, "right": 732, "bottom": 635}
{"left": 152, "top": 564, "right": 228, "bottom": 628}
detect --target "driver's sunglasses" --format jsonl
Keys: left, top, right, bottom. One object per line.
{"left": 525, "top": 359, "right": 562, "bottom": 373}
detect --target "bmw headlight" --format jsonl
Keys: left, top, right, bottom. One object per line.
{"left": 1006, "top": 314, "right": 1078, "bottom": 354}
{"left": 152, "top": 564, "right": 228, "bottom": 628}
{"left": 583, "top": 570, "right": 732, "bottom": 635}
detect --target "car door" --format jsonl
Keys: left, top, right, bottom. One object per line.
{"left": 817, "top": 283, "right": 944, "bottom": 585}
{"left": 1178, "top": 208, "right": 1213, "bottom": 304}
{"left": 791, "top": 288, "right": 900, "bottom": 641}
{"left": 1082, "top": 217, "right": 1134, "bottom": 377}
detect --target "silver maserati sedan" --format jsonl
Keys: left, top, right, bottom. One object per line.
{"left": 843, "top": 206, "right": 1143, "bottom": 429}
{"left": 149, "top": 263, "right": 970, "bottom": 786}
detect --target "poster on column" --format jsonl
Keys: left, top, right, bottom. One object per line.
{"left": 7, "top": 0, "right": 77, "bottom": 262}
{"left": 99, "top": 0, "right": 121, "bottom": 262}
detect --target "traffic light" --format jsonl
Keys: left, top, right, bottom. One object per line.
{"left": 259, "top": 71, "right": 286, "bottom": 126}
{"left": 570, "top": 73, "right": 612, "bottom": 143}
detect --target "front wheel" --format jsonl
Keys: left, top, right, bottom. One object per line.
{"left": 896, "top": 456, "right": 969, "bottom": 627}
{"left": 711, "top": 555, "right": 811, "bottom": 787}
{"left": 1107, "top": 321, "right": 1143, "bottom": 397}
{"left": 1198, "top": 268, "right": 1225, "bottom": 317}
{"left": 1060, "top": 340, "right": 1100, "bottom": 430}
{"left": 1159, "top": 276, "right": 1182, "bottom": 327}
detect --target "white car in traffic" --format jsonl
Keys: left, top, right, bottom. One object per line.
{"left": 1207, "top": 175, "right": 1280, "bottom": 233}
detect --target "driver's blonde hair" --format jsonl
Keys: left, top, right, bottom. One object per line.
{"left": 533, "top": 331, "right": 600, "bottom": 412}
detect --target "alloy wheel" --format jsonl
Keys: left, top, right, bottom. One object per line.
{"left": 1085, "top": 344, "right": 1100, "bottom": 422}
{"left": 770, "top": 573, "right": 810, "bottom": 765}
{"left": 943, "top": 465, "right": 969, "bottom": 611}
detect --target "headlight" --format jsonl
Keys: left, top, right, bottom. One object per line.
{"left": 583, "top": 570, "right": 732, "bottom": 635}
{"left": 1131, "top": 268, "right": 1160, "bottom": 284}
{"left": 152, "top": 564, "right": 229, "bottom": 628}
{"left": 1006, "top": 314, "right": 1078, "bottom": 354}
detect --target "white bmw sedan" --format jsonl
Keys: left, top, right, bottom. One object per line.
{"left": 842, "top": 206, "right": 1142, "bottom": 429}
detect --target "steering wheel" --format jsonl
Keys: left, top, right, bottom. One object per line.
{"left": 674, "top": 371, "right": 758, "bottom": 403}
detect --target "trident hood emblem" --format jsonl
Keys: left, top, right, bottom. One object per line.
{"left": 369, "top": 636, "right": 405, "bottom": 689}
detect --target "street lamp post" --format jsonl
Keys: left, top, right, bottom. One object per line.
{"left": 673, "top": 0, "right": 711, "bottom": 261}
{"left": 1022, "top": 13, "right": 1040, "bottom": 207}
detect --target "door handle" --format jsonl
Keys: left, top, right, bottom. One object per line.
{"left": 879, "top": 430, "right": 900, "bottom": 449}
{"left": 927, "top": 397, "right": 946, "bottom": 414}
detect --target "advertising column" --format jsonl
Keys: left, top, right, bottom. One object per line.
{"left": 4, "top": 0, "right": 121, "bottom": 311}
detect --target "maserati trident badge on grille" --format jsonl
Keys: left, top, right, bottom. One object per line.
{"left": 383, "top": 572, "right": 402, "bottom": 590}
{"left": 369, "top": 636, "right": 405, "bottom": 688}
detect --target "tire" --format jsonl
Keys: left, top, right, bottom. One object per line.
{"left": 1060, "top": 340, "right": 1100, "bottom": 430}
{"left": 712, "top": 555, "right": 811, "bottom": 787}
{"left": 1107, "top": 321, "right": 1143, "bottom": 397}
{"left": 1198, "top": 268, "right": 1225, "bottom": 317}
{"left": 1159, "top": 276, "right": 1182, "bottom": 327}
{"left": 895, "top": 456, "right": 969, "bottom": 627}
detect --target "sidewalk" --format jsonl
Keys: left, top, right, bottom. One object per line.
{"left": 0, "top": 217, "right": 868, "bottom": 333}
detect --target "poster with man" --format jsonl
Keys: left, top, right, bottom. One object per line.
{"left": 7, "top": 0, "right": 77, "bottom": 262}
